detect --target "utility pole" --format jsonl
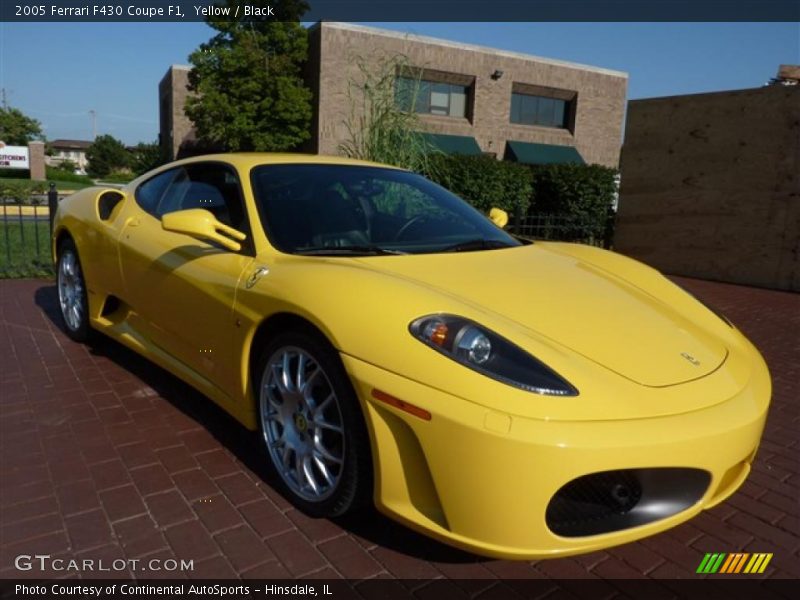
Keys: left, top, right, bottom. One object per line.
{"left": 0, "top": 88, "right": 8, "bottom": 109}
{"left": 89, "top": 109, "right": 96, "bottom": 140}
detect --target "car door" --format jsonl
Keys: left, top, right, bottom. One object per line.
{"left": 118, "top": 161, "right": 255, "bottom": 396}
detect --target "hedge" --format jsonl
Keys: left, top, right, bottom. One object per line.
{"left": 0, "top": 167, "right": 94, "bottom": 185}
{"left": 0, "top": 180, "right": 48, "bottom": 202}
{"left": 422, "top": 154, "right": 532, "bottom": 215}
{"left": 529, "top": 163, "right": 617, "bottom": 216}
{"left": 99, "top": 170, "right": 134, "bottom": 185}
{"left": 420, "top": 157, "right": 618, "bottom": 243}
{"left": 528, "top": 163, "right": 618, "bottom": 239}
{"left": 44, "top": 167, "right": 94, "bottom": 185}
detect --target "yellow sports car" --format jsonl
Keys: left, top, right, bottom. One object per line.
{"left": 52, "top": 154, "right": 771, "bottom": 559}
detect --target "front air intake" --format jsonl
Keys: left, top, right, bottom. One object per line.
{"left": 546, "top": 468, "right": 710, "bottom": 537}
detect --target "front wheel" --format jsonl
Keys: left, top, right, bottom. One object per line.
{"left": 57, "top": 238, "right": 91, "bottom": 342}
{"left": 256, "top": 330, "right": 372, "bottom": 517}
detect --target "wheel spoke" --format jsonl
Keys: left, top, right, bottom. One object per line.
{"left": 294, "top": 454, "right": 305, "bottom": 490}
{"left": 63, "top": 253, "right": 73, "bottom": 276}
{"left": 313, "top": 439, "right": 343, "bottom": 465}
{"left": 70, "top": 304, "right": 80, "bottom": 328}
{"left": 302, "top": 369, "right": 322, "bottom": 407}
{"left": 296, "top": 353, "right": 307, "bottom": 391}
{"left": 313, "top": 455, "right": 334, "bottom": 486}
{"left": 278, "top": 352, "right": 290, "bottom": 393}
{"left": 265, "top": 410, "right": 282, "bottom": 423}
{"left": 311, "top": 393, "right": 333, "bottom": 417}
{"left": 265, "top": 383, "right": 283, "bottom": 410}
{"left": 313, "top": 416, "right": 343, "bottom": 434}
{"left": 302, "top": 455, "right": 319, "bottom": 494}
{"left": 281, "top": 444, "right": 292, "bottom": 468}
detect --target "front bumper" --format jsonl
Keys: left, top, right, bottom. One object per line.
{"left": 341, "top": 351, "right": 771, "bottom": 559}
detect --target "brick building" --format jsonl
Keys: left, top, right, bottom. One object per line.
{"left": 159, "top": 22, "right": 627, "bottom": 167}
{"left": 158, "top": 65, "right": 195, "bottom": 162}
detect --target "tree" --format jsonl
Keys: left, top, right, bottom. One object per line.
{"left": 130, "top": 141, "right": 165, "bottom": 176}
{"left": 0, "top": 107, "right": 44, "bottom": 145}
{"left": 85, "top": 135, "right": 130, "bottom": 178}
{"left": 185, "top": 0, "right": 313, "bottom": 152}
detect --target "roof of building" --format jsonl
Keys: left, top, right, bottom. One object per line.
{"left": 51, "top": 139, "right": 92, "bottom": 150}
{"left": 315, "top": 22, "right": 628, "bottom": 79}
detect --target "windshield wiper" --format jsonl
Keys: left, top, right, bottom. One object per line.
{"left": 440, "top": 239, "right": 516, "bottom": 253}
{"left": 296, "top": 245, "right": 406, "bottom": 256}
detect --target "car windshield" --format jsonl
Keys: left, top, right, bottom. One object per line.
{"left": 250, "top": 164, "right": 521, "bottom": 255}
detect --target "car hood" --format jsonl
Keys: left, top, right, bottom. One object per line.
{"left": 356, "top": 243, "right": 727, "bottom": 388}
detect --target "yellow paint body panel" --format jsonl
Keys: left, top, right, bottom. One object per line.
{"left": 52, "top": 153, "right": 772, "bottom": 559}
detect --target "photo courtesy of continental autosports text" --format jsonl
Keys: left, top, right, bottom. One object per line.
{"left": 14, "top": 583, "right": 332, "bottom": 597}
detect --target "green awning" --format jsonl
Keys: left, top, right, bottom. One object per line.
{"left": 419, "top": 133, "right": 483, "bottom": 155}
{"left": 505, "top": 141, "right": 585, "bottom": 165}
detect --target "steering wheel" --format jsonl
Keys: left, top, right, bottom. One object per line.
{"left": 394, "top": 215, "right": 427, "bottom": 241}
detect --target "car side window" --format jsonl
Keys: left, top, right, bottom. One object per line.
{"left": 150, "top": 163, "right": 252, "bottom": 253}
{"left": 154, "top": 168, "right": 191, "bottom": 217}
{"left": 154, "top": 163, "right": 248, "bottom": 233}
{"left": 134, "top": 168, "right": 178, "bottom": 216}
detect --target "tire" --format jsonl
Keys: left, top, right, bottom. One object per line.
{"left": 255, "top": 329, "right": 372, "bottom": 517}
{"left": 56, "top": 237, "right": 91, "bottom": 342}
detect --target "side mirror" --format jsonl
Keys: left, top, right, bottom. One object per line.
{"left": 489, "top": 207, "right": 509, "bottom": 229}
{"left": 162, "top": 208, "right": 246, "bottom": 252}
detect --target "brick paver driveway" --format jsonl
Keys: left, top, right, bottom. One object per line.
{"left": 1, "top": 277, "right": 797, "bottom": 583}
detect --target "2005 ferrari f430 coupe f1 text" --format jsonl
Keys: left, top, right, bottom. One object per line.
{"left": 52, "top": 154, "right": 770, "bottom": 559}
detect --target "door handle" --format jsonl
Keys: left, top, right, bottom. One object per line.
{"left": 125, "top": 217, "right": 141, "bottom": 227}
{"left": 245, "top": 266, "right": 270, "bottom": 289}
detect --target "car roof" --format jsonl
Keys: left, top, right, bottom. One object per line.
{"left": 124, "top": 152, "right": 408, "bottom": 191}
{"left": 168, "top": 153, "right": 405, "bottom": 172}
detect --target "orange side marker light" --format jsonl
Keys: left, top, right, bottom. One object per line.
{"left": 372, "top": 389, "right": 431, "bottom": 421}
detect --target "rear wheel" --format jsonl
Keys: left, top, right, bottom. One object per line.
{"left": 256, "top": 329, "right": 371, "bottom": 517}
{"left": 57, "top": 238, "right": 91, "bottom": 342}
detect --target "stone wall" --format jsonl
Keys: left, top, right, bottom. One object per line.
{"left": 615, "top": 85, "right": 800, "bottom": 291}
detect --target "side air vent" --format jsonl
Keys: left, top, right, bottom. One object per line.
{"left": 98, "top": 191, "right": 124, "bottom": 221}
{"left": 101, "top": 295, "right": 121, "bottom": 317}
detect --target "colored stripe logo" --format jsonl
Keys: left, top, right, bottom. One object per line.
{"left": 696, "top": 552, "right": 773, "bottom": 574}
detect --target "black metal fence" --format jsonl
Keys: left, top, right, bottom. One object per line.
{"left": 0, "top": 185, "right": 58, "bottom": 278}
{"left": 509, "top": 212, "right": 615, "bottom": 249}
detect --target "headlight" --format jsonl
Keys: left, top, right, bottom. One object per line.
{"left": 409, "top": 315, "right": 578, "bottom": 396}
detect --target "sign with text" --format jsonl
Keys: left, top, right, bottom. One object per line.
{"left": 0, "top": 144, "right": 30, "bottom": 169}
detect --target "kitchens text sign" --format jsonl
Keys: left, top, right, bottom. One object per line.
{"left": 0, "top": 143, "right": 30, "bottom": 169}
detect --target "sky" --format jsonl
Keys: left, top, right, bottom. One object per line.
{"left": 1, "top": 21, "right": 798, "bottom": 145}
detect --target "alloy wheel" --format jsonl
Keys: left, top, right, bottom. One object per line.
{"left": 259, "top": 347, "right": 346, "bottom": 502}
{"left": 58, "top": 249, "right": 85, "bottom": 332}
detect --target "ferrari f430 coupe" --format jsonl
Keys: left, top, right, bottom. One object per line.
{"left": 52, "top": 154, "right": 771, "bottom": 559}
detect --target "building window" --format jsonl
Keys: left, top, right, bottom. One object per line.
{"left": 396, "top": 77, "right": 468, "bottom": 118}
{"left": 510, "top": 93, "right": 570, "bottom": 129}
